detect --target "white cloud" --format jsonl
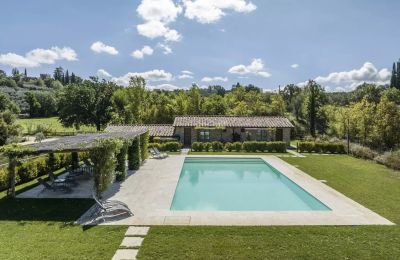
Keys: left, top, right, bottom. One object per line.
{"left": 90, "top": 41, "right": 118, "bottom": 55}
{"left": 181, "top": 70, "right": 193, "bottom": 75}
{"left": 183, "top": 0, "right": 256, "bottom": 23}
{"left": 157, "top": 43, "right": 173, "bottom": 54}
{"left": 291, "top": 64, "right": 299, "bottom": 69}
{"left": 228, "top": 58, "right": 271, "bottom": 78}
{"left": 97, "top": 69, "right": 112, "bottom": 78}
{"left": 137, "top": 0, "right": 182, "bottom": 23}
{"left": 147, "top": 83, "right": 184, "bottom": 91}
{"left": 201, "top": 76, "right": 228, "bottom": 82}
{"left": 112, "top": 69, "right": 173, "bottom": 86}
{"left": 0, "top": 47, "right": 77, "bottom": 68}
{"left": 136, "top": 0, "right": 183, "bottom": 42}
{"left": 131, "top": 45, "right": 154, "bottom": 59}
{"left": 300, "top": 62, "right": 391, "bottom": 91}
{"left": 178, "top": 74, "right": 194, "bottom": 79}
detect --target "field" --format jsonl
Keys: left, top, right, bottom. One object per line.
{"left": 16, "top": 117, "right": 97, "bottom": 135}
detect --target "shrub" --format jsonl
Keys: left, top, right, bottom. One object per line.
{"left": 269, "top": 142, "right": 287, "bottom": 152}
{"left": 211, "top": 141, "right": 223, "bottom": 152}
{"left": 128, "top": 138, "right": 140, "bottom": 170}
{"left": 224, "top": 142, "right": 233, "bottom": 152}
{"left": 233, "top": 142, "right": 243, "bottom": 152}
{"left": 161, "top": 142, "right": 181, "bottom": 152}
{"left": 0, "top": 167, "right": 8, "bottom": 191}
{"left": 243, "top": 141, "right": 258, "bottom": 152}
{"left": 204, "top": 142, "right": 211, "bottom": 152}
{"left": 115, "top": 171, "right": 126, "bottom": 182}
{"left": 350, "top": 144, "right": 378, "bottom": 160}
{"left": 115, "top": 143, "right": 128, "bottom": 178}
{"left": 298, "top": 142, "right": 344, "bottom": 154}
{"left": 377, "top": 150, "right": 400, "bottom": 170}
{"left": 140, "top": 131, "right": 149, "bottom": 160}
{"left": 148, "top": 142, "right": 162, "bottom": 150}
{"left": 191, "top": 142, "right": 203, "bottom": 152}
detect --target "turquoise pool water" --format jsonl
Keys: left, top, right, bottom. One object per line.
{"left": 171, "top": 158, "right": 330, "bottom": 211}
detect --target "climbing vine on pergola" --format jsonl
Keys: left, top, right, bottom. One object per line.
{"left": 1, "top": 130, "right": 147, "bottom": 198}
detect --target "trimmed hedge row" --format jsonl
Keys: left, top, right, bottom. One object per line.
{"left": 192, "top": 141, "right": 287, "bottom": 153}
{"left": 298, "top": 142, "right": 346, "bottom": 154}
{"left": 0, "top": 152, "right": 89, "bottom": 192}
{"left": 149, "top": 141, "right": 181, "bottom": 152}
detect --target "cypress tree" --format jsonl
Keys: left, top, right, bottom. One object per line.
{"left": 71, "top": 73, "right": 76, "bottom": 84}
{"left": 24, "top": 68, "right": 27, "bottom": 77}
{"left": 397, "top": 60, "right": 400, "bottom": 89}
{"left": 65, "top": 70, "right": 70, "bottom": 84}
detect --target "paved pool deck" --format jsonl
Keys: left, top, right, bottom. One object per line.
{"left": 78, "top": 154, "right": 393, "bottom": 226}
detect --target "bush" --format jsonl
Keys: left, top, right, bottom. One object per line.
{"left": 375, "top": 150, "right": 400, "bottom": 170}
{"left": 115, "top": 143, "right": 128, "bottom": 178}
{"left": 298, "top": 142, "right": 345, "bottom": 154}
{"left": 148, "top": 143, "right": 162, "bottom": 150}
{"left": 233, "top": 142, "right": 242, "bottom": 152}
{"left": 191, "top": 142, "right": 203, "bottom": 152}
{"left": 204, "top": 142, "right": 211, "bottom": 152}
{"left": 350, "top": 144, "right": 378, "bottom": 160}
{"left": 0, "top": 152, "right": 74, "bottom": 192}
{"left": 211, "top": 141, "right": 223, "bottom": 152}
{"left": 269, "top": 142, "right": 287, "bottom": 152}
{"left": 162, "top": 142, "right": 181, "bottom": 152}
{"left": 128, "top": 138, "right": 140, "bottom": 170}
{"left": 115, "top": 171, "right": 126, "bottom": 182}
{"left": 243, "top": 141, "right": 257, "bottom": 152}
{"left": 0, "top": 167, "right": 8, "bottom": 191}
{"left": 224, "top": 142, "right": 233, "bottom": 152}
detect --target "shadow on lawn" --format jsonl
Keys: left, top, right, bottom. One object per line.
{"left": 0, "top": 198, "right": 94, "bottom": 222}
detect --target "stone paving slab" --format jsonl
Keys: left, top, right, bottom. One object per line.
{"left": 125, "top": 226, "right": 149, "bottom": 236}
{"left": 112, "top": 249, "right": 138, "bottom": 260}
{"left": 120, "top": 237, "right": 144, "bottom": 248}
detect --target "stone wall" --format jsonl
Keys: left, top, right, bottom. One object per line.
{"left": 175, "top": 127, "right": 292, "bottom": 145}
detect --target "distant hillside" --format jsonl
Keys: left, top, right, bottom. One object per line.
{"left": 0, "top": 84, "right": 53, "bottom": 112}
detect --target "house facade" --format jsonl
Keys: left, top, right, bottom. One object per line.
{"left": 106, "top": 116, "right": 294, "bottom": 146}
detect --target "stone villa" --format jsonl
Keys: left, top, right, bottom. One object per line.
{"left": 106, "top": 116, "right": 294, "bottom": 146}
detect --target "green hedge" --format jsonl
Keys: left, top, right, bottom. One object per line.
{"left": 192, "top": 141, "right": 286, "bottom": 153}
{"left": 298, "top": 142, "right": 346, "bottom": 154}
{"left": 128, "top": 137, "right": 141, "bottom": 170}
{"left": 140, "top": 131, "right": 149, "bottom": 161}
{"left": 149, "top": 141, "right": 181, "bottom": 152}
{"left": 0, "top": 152, "right": 87, "bottom": 192}
{"left": 242, "top": 141, "right": 286, "bottom": 152}
{"left": 115, "top": 143, "right": 128, "bottom": 181}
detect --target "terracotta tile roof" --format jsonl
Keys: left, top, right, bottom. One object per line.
{"left": 105, "top": 124, "right": 175, "bottom": 137}
{"left": 173, "top": 116, "right": 294, "bottom": 128}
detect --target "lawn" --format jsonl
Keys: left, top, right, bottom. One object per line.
{"left": 0, "top": 198, "right": 126, "bottom": 260}
{"left": 138, "top": 155, "right": 400, "bottom": 259}
{"left": 16, "top": 117, "right": 97, "bottom": 134}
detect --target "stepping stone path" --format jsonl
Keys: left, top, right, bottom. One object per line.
{"left": 112, "top": 226, "right": 150, "bottom": 260}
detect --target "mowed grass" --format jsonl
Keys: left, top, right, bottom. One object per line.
{"left": 138, "top": 155, "right": 400, "bottom": 259}
{"left": 16, "top": 117, "right": 97, "bottom": 134}
{"left": 0, "top": 198, "right": 126, "bottom": 260}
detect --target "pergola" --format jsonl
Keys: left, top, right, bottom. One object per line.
{"left": 2, "top": 130, "right": 149, "bottom": 198}
{"left": 28, "top": 131, "right": 146, "bottom": 153}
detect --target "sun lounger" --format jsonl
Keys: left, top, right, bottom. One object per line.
{"left": 92, "top": 194, "right": 133, "bottom": 220}
{"left": 149, "top": 147, "right": 168, "bottom": 159}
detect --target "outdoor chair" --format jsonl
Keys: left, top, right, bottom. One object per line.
{"left": 92, "top": 193, "right": 133, "bottom": 221}
{"left": 149, "top": 147, "right": 168, "bottom": 159}
{"left": 92, "top": 193, "right": 130, "bottom": 210}
{"left": 38, "top": 178, "right": 72, "bottom": 193}
{"left": 49, "top": 171, "right": 78, "bottom": 187}
{"left": 153, "top": 147, "right": 168, "bottom": 158}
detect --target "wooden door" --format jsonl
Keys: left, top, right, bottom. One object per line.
{"left": 184, "top": 127, "right": 192, "bottom": 146}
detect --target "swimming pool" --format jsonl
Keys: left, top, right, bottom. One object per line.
{"left": 171, "top": 158, "right": 330, "bottom": 211}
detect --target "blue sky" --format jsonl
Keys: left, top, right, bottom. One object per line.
{"left": 0, "top": 0, "right": 399, "bottom": 91}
